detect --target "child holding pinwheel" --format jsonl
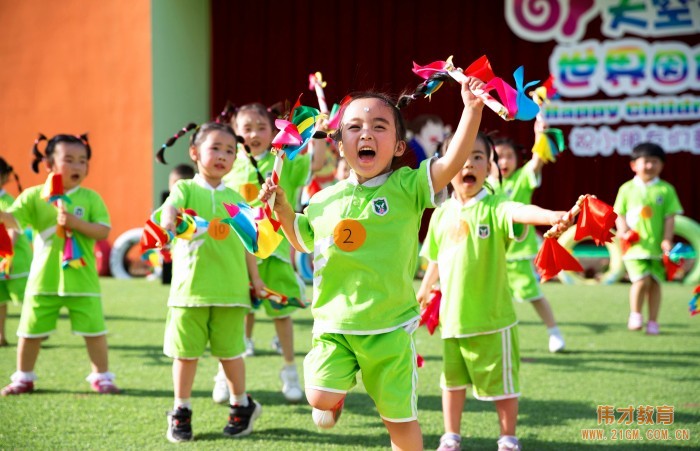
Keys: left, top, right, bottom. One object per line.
{"left": 0, "top": 134, "right": 119, "bottom": 396}
{"left": 491, "top": 117, "right": 567, "bottom": 353}
{"left": 0, "top": 157, "right": 32, "bottom": 347}
{"left": 218, "top": 102, "right": 326, "bottom": 404}
{"left": 259, "top": 77, "right": 484, "bottom": 450}
{"left": 154, "top": 121, "right": 265, "bottom": 442}
{"left": 416, "top": 132, "right": 570, "bottom": 451}
{"left": 614, "top": 142, "right": 682, "bottom": 335}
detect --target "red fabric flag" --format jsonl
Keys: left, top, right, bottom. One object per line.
{"left": 140, "top": 219, "right": 171, "bottom": 252}
{"left": 534, "top": 237, "right": 584, "bottom": 282}
{"left": 574, "top": 196, "right": 617, "bottom": 245}
{"left": 0, "top": 224, "right": 13, "bottom": 258}
{"left": 419, "top": 288, "right": 442, "bottom": 335}
{"left": 663, "top": 254, "right": 683, "bottom": 281}
{"left": 464, "top": 55, "right": 496, "bottom": 82}
{"left": 416, "top": 353, "right": 424, "bottom": 368}
{"left": 619, "top": 229, "right": 639, "bottom": 255}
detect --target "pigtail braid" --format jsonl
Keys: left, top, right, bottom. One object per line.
{"left": 234, "top": 135, "right": 266, "bottom": 186}
{"left": 215, "top": 101, "right": 237, "bottom": 124}
{"left": 31, "top": 133, "right": 48, "bottom": 173}
{"left": 156, "top": 123, "right": 198, "bottom": 164}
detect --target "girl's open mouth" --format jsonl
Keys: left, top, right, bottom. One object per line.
{"left": 358, "top": 148, "right": 375, "bottom": 162}
{"left": 463, "top": 175, "right": 476, "bottom": 184}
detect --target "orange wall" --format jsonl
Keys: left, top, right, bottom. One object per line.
{"left": 0, "top": 0, "right": 153, "bottom": 242}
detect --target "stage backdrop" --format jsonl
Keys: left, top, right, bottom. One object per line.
{"left": 211, "top": 0, "right": 699, "bottom": 221}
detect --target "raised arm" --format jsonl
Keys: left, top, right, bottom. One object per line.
{"left": 511, "top": 204, "right": 568, "bottom": 227}
{"left": 429, "top": 77, "right": 484, "bottom": 193}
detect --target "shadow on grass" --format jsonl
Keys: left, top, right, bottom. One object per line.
{"left": 192, "top": 427, "right": 390, "bottom": 448}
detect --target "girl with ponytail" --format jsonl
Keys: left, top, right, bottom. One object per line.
{"left": 258, "top": 77, "right": 485, "bottom": 450}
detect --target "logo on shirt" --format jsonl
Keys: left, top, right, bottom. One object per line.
{"left": 73, "top": 207, "right": 85, "bottom": 218}
{"left": 372, "top": 198, "right": 389, "bottom": 216}
{"left": 656, "top": 196, "right": 663, "bottom": 205}
{"left": 478, "top": 224, "right": 490, "bottom": 239}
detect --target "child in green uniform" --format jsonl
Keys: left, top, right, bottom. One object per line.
{"left": 0, "top": 158, "right": 32, "bottom": 347}
{"left": 260, "top": 77, "right": 486, "bottom": 450}
{"left": 216, "top": 103, "right": 325, "bottom": 404}
{"left": 493, "top": 122, "right": 566, "bottom": 353}
{"left": 417, "top": 132, "right": 569, "bottom": 451}
{"left": 157, "top": 122, "right": 264, "bottom": 442}
{"left": 614, "top": 142, "right": 682, "bottom": 335}
{"left": 0, "top": 134, "right": 119, "bottom": 395}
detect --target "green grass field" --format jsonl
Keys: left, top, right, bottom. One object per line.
{"left": 1, "top": 279, "right": 699, "bottom": 450}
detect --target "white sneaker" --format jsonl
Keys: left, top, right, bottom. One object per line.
{"left": 271, "top": 336, "right": 283, "bottom": 355}
{"left": 280, "top": 365, "right": 303, "bottom": 402}
{"left": 243, "top": 338, "right": 255, "bottom": 357}
{"left": 549, "top": 333, "right": 566, "bottom": 353}
{"left": 212, "top": 369, "right": 230, "bottom": 404}
{"left": 497, "top": 435, "right": 521, "bottom": 451}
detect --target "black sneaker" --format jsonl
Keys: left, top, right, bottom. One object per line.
{"left": 223, "top": 396, "right": 262, "bottom": 437}
{"left": 166, "top": 407, "right": 193, "bottom": 442}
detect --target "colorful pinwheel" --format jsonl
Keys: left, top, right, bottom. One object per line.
{"left": 222, "top": 202, "right": 283, "bottom": 259}
{"left": 663, "top": 242, "right": 694, "bottom": 281}
{"left": 41, "top": 173, "right": 86, "bottom": 269}
{"left": 689, "top": 285, "right": 700, "bottom": 316}
{"left": 250, "top": 284, "right": 307, "bottom": 310}
{"left": 532, "top": 127, "right": 566, "bottom": 163}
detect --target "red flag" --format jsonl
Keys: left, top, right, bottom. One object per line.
{"left": 574, "top": 196, "right": 617, "bottom": 245}
{"left": 416, "top": 353, "right": 424, "bottom": 368}
{"left": 0, "top": 224, "right": 12, "bottom": 258}
{"left": 419, "top": 288, "right": 442, "bottom": 335}
{"left": 464, "top": 55, "right": 496, "bottom": 82}
{"left": 619, "top": 229, "right": 639, "bottom": 255}
{"left": 534, "top": 238, "right": 584, "bottom": 282}
{"left": 663, "top": 254, "right": 683, "bottom": 281}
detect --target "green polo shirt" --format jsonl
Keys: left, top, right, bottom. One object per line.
{"left": 163, "top": 176, "right": 251, "bottom": 307}
{"left": 0, "top": 190, "right": 32, "bottom": 279}
{"left": 295, "top": 158, "right": 446, "bottom": 334}
{"left": 422, "top": 189, "right": 524, "bottom": 337}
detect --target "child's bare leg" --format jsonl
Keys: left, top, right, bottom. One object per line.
{"left": 84, "top": 335, "right": 109, "bottom": 373}
{"left": 383, "top": 419, "right": 423, "bottom": 451}
{"left": 245, "top": 313, "right": 255, "bottom": 340}
{"left": 0, "top": 303, "right": 7, "bottom": 345}
{"left": 220, "top": 357, "right": 246, "bottom": 396}
{"left": 442, "top": 388, "right": 466, "bottom": 434}
{"left": 173, "top": 358, "right": 198, "bottom": 399}
{"left": 629, "top": 277, "right": 650, "bottom": 314}
{"left": 531, "top": 297, "right": 557, "bottom": 328}
{"left": 647, "top": 278, "right": 662, "bottom": 322}
{"left": 273, "top": 316, "right": 295, "bottom": 364}
{"left": 495, "top": 397, "right": 518, "bottom": 436}
{"left": 17, "top": 337, "right": 42, "bottom": 372}
{"left": 306, "top": 387, "right": 344, "bottom": 409}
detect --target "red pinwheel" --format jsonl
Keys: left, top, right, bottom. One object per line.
{"left": 574, "top": 196, "right": 617, "bottom": 246}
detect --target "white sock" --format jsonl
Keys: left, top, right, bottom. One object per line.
{"left": 11, "top": 371, "right": 37, "bottom": 383}
{"left": 174, "top": 398, "right": 191, "bottom": 410}
{"left": 231, "top": 392, "right": 249, "bottom": 406}
{"left": 547, "top": 326, "right": 561, "bottom": 336}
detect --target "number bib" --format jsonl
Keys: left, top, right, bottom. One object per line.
{"left": 333, "top": 219, "right": 366, "bottom": 252}
{"left": 208, "top": 217, "right": 230, "bottom": 240}
{"left": 240, "top": 183, "right": 259, "bottom": 203}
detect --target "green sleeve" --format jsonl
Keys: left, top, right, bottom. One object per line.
{"left": 7, "top": 188, "right": 36, "bottom": 230}
{"left": 664, "top": 184, "right": 683, "bottom": 217}
{"left": 88, "top": 191, "right": 111, "bottom": 227}
{"left": 162, "top": 180, "right": 188, "bottom": 211}
{"left": 613, "top": 184, "right": 628, "bottom": 215}
{"left": 294, "top": 212, "right": 314, "bottom": 254}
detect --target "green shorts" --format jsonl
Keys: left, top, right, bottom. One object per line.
{"left": 623, "top": 258, "right": 665, "bottom": 283}
{"left": 163, "top": 306, "right": 247, "bottom": 359}
{"left": 17, "top": 295, "right": 106, "bottom": 338}
{"left": 0, "top": 276, "right": 28, "bottom": 305}
{"left": 254, "top": 257, "right": 305, "bottom": 318}
{"left": 304, "top": 327, "right": 419, "bottom": 422}
{"left": 441, "top": 327, "right": 520, "bottom": 401}
{"left": 506, "top": 259, "right": 543, "bottom": 302}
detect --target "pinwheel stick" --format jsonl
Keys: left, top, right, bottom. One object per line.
{"left": 445, "top": 64, "right": 512, "bottom": 121}
{"left": 312, "top": 81, "right": 329, "bottom": 114}
{"left": 543, "top": 195, "right": 588, "bottom": 239}
{"left": 266, "top": 149, "right": 285, "bottom": 219}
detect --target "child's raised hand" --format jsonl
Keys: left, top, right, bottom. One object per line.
{"left": 258, "top": 177, "right": 289, "bottom": 212}
{"left": 549, "top": 210, "right": 573, "bottom": 235}
{"left": 159, "top": 205, "right": 178, "bottom": 234}
{"left": 461, "top": 76, "right": 486, "bottom": 110}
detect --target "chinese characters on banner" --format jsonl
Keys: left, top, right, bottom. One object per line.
{"left": 505, "top": 0, "right": 700, "bottom": 156}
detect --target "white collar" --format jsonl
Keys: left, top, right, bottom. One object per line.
{"left": 193, "top": 173, "right": 226, "bottom": 191}
{"left": 254, "top": 150, "right": 270, "bottom": 161}
{"left": 633, "top": 176, "right": 660, "bottom": 187}
{"left": 346, "top": 170, "right": 392, "bottom": 187}
{"left": 65, "top": 186, "right": 80, "bottom": 195}
{"left": 453, "top": 188, "right": 488, "bottom": 207}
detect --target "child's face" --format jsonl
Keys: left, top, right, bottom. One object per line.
{"left": 234, "top": 111, "right": 273, "bottom": 156}
{"left": 630, "top": 155, "right": 663, "bottom": 182}
{"left": 190, "top": 130, "right": 237, "bottom": 185}
{"left": 496, "top": 143, "right": 518, "bottom": 179}
{"left": 335, "top": 158, "right": 350, "bottom": 181}
{"left": 451, "top": 138, "right": 491, "bottom": 198}
{"left": 338, "top": 98, "right": 405, "bottom": 184}
{"left": 49, "top": 142, "right": 89, "bottom": 190}
{"left": 416, "top": 120, "right": 445, "bottom": 158}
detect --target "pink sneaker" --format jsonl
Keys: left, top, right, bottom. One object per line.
{"left": 87, "top": 373, "right": 120, "bottom": 394}
{"left": 1, "top": 380, "right": 34, "bottom": 396}
{"left": 646, "top": 321, "right": 660, "bottom": 335}
{"left": 627, "top": 312, "right": 643, "bottom": 331}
